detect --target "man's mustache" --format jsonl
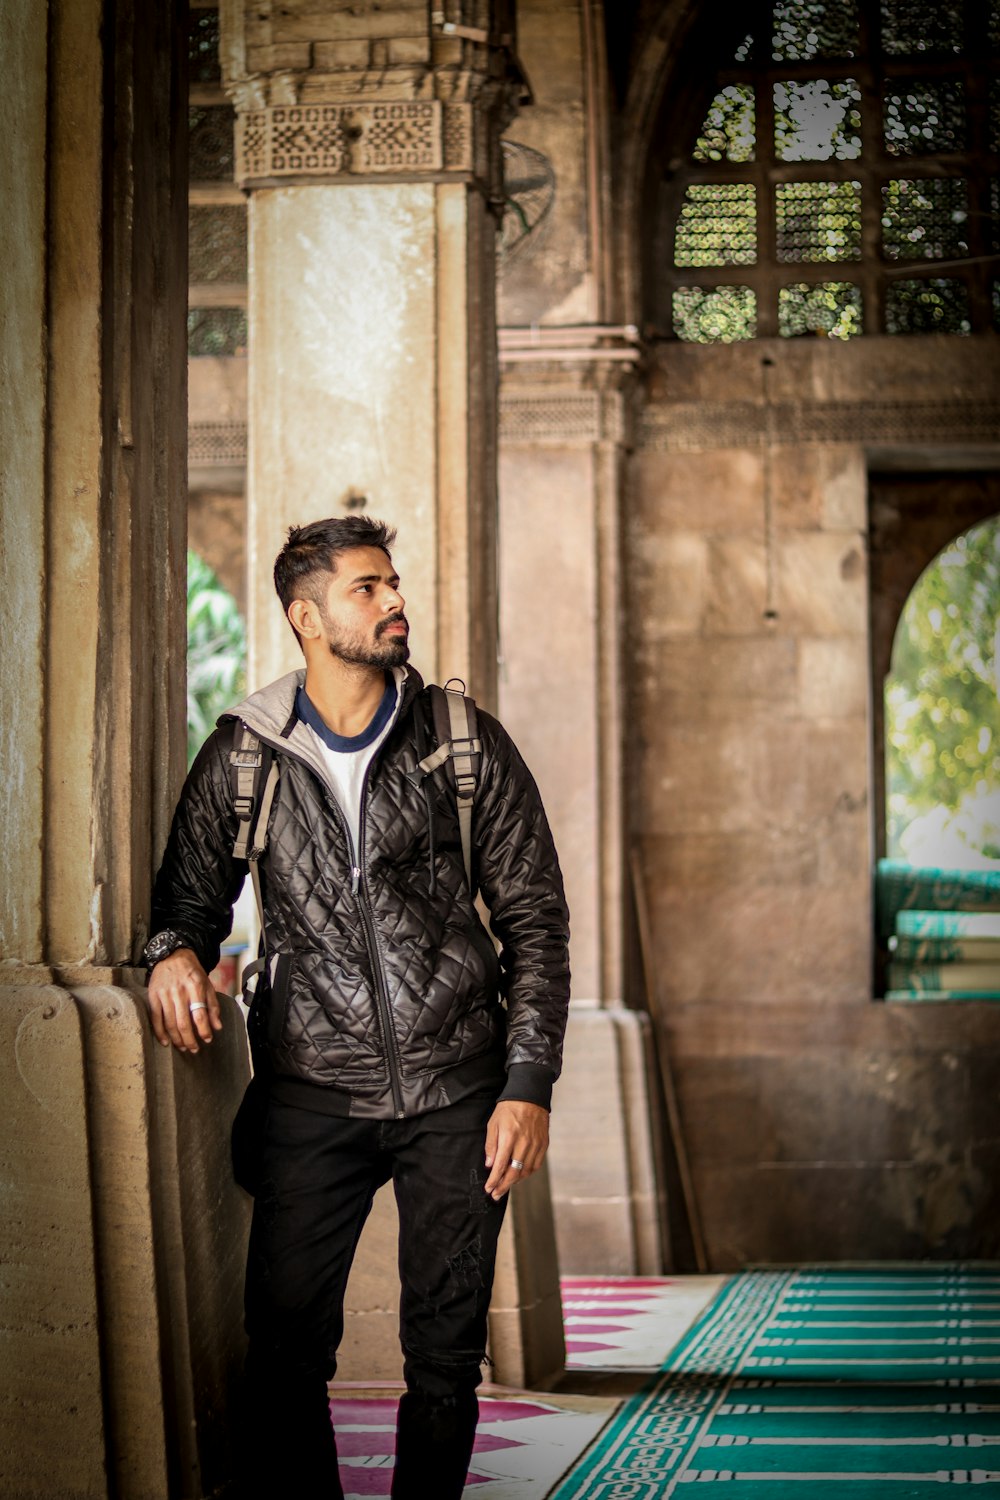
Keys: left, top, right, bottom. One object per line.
{"left": 376, "top": 612, "right": 409, "bottom": 637}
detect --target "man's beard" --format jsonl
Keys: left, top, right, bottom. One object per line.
{"left": 320, "top": 607, "right": 410, "bottom": 668}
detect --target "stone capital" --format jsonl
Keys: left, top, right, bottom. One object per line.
{"left": 223, "top": 3, "right": 525, "bottom": 194}
{"left": 497, "top": 332, "right": 645, "bottom": 450}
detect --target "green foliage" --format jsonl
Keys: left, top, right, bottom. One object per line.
{"left": 673, "top": 285, "right": 757, "bottom": 343}
{"left": 886, "top": 517, "right": 1000, "bottom": 861}
{"left": 693, "top": 85, "right": 756, "bottom": 163}
{"left": 187, "top": 551, "right": 246, "bottom": 768}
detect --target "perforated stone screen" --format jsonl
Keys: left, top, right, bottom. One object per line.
{"left": 189, "top": 206, "right": 247, "bottom": 284}
{"left": 187, "top": 309, "right": 248, "bottom": 358}
{"left": 188, "top": 6, "right": 220, "bottom": 84}
{"left": 187, "top": 4, "right": 246, "bottom": 360}
{"left": 655, "top": 0, "right": 997, "bottom": 339}
{"left": 189, "top": 106, "right": 235, "bottom": 182}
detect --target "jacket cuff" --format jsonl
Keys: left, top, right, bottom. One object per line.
{"left": 497, "top": 1063, "right": 554, "bottom": 1111}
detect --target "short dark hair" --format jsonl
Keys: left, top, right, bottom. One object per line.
{"left": 273, "top": 516, "right": 397, "bottom": 641}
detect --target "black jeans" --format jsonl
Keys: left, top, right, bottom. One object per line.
{"left": 235, "top": 1091, "right": 508, "bottom": 1500}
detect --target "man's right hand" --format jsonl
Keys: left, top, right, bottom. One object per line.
{"left": 146, "top": 948, "right": 222, "bottom": 1053}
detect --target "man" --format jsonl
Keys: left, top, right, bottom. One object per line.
{"left": 143, "top": 516, "right": 570, "bottom": 1499}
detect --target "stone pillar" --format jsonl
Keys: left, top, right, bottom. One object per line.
{"left": 495, "top": 0, "right": 669, "bottom": 1273}
{"left": 223, "top": 2, "right": 565, "bottom": 1386}
{"left": 0, "top": 3, "right": 251, "bottom": 1495}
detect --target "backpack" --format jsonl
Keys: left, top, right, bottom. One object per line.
{"left": 229, "top": 681, "right": 481, "bottom": 948}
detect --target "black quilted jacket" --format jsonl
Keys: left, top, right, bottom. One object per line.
{"left": 149, "top": 668, "right": 571, "bottom": 1117}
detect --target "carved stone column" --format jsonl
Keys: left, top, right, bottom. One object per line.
{"left": 0, "top": 4, "right": 250, "bottom": 1495}
{"left": 221, "top": 3, "right": 565, "bottom": 1388}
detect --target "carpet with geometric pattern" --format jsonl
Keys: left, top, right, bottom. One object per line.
{"left": 551, "top": 1265, "right": 1000, "bottom": 1498}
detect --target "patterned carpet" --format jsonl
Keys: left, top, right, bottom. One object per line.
{"left": 562, "top": 1274, "right": 724, "bottom": 1369}
{"left": 551, "top": 1266, "right": 1000, "bottom": 1498}
{"left": 330, "top": 1392, "right": 613, "bottom": 1499}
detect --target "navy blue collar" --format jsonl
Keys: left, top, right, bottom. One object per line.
{"left": 295, "top": 674, "right": 397, "bottom": 753}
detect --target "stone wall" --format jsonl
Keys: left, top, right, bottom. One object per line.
{"left": 628, "top": 333, "right": 1000, "bottom": 1266}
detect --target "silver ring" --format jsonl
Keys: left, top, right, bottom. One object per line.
{"left": 510, "top": 1158, "right": 524, "bottom": 1171}
{"left": 188, "top": 1001, "right": 208, "bottom": 1013}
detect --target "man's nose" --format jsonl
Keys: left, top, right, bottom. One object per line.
{"left": 384, "top": 586, "right": 404, "bottom": 611}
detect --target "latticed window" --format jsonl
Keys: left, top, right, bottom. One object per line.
{"left": 654, "top": 0, "right": 999, "bottom": 341}
{"left": 188, "top": 3, "right": 247, "bottom": 358}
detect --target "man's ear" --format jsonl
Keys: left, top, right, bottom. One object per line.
{"left": 287, "top": 598, "right": 320, "bottom": 641}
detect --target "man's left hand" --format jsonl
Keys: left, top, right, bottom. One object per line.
{"left": 484, "top": 1100, "right": 549, "bottom": 1200}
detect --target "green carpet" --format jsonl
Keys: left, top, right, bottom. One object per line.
{"left": 551, "top": 1266, "right": 1000, "bottom": 1497}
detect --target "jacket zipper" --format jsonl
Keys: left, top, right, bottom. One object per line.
{"left": 239, "top": 721, "right": 406, "bottom": 1117}
{"left": 354, "top": 757, "right": 406, "bottom": 1118}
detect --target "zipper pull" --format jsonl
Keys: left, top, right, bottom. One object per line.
{"left": 351, "top": 865, "right": 361, "bottom": 895}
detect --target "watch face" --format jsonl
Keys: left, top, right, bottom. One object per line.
{"left": 145, "top": 931, "right": 179, "bottom": 968}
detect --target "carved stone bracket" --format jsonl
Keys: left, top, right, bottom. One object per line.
{"left": 639, "top": 399, "right": 1000, "bottom": 452}
{"left": 236, "top": 100, "right": 483, "bottom": 187}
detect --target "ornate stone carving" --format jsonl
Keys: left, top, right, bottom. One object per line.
{"left": 188, "top": 420, "right": 248, "bottom": 466}
{"left": 355, "top": 102, "right": 441, "bottom": 172}
{"left": 499, "top": 391, "right": 628, "bottom": 446}
{"left": 442, "top": 103, "right": 474, "bottom": 172}
{"left": 638, "top": 399, "right": 1000, "bottom": 451}
{"left": 235, "top": 101, "right": 443, "bottom": 184}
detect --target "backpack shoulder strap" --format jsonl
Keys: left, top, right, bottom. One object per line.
{"left": 228, "top": 724, "right": 279, "bottom": 939}
{"left": 420, "top": 681, "right": 482, "bottom": 891}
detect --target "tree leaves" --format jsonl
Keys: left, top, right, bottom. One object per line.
{"left": 886, "top": 518, "right": 1000, "bottom": 863}
{"left": 187, "top": 550, "right": 247, "bottom": 768}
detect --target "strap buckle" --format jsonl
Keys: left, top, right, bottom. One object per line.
{"left": 230, "top": 749, "right": 263, "bottom": 770}
{"left": 449, "top": 737, "right": 482, "bottom": 756}
{"left": 234, "top": 796, "right": 255, "bottom": 819}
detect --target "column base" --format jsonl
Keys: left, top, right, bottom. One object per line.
{"left": 547, "top": 1006, "right": 669, "bottom": 1275}
{"left": 0, "top": 973, "right": 251, "bottom": 1499}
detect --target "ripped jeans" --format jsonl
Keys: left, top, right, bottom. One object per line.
{"left": 236, "top": 1091, "right": 508, "bottom": 1500}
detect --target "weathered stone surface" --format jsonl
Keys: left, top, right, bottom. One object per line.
{"left": 645, "top": 873, "right": 871, "bottom": 1005}
{"left": 499, "top": 444, "right": 601, "bottom": 1000}
{"left": 703, "top": 536, "right": 769, "bottom": 636}
{"left": 497, "top": 0, "right": 591, "bottom": 326}
{"left": 775, "top": 532, "right": 868, "bottom": 637}
{"left": 548, "top": 1008, "right": 668, "bottom": 1274}
{"left": 0, "top": 987, "right": 106, "bottom": 1498}
{"left": 648, "top": 638, "right": 799, "bottom": 707}
{"left": 489, "top": 1165, "right": 565, "bottom": 1388}
{"left": 248, "top": 182, "right": 439, "bottom": 690}
{"left": 72, "top": 987, "right": 171, "bottom": 1500}
{"left": 643, "top": 1001, "right": 1000, "bottom": 1264}
{"left": 337, "top": 1187, "right": 403, "bottom": 1383}
{"left": 631, "top": 448, "right": 765, "bottom": 534}
{"left": 769, "top": 445, "right": 867, "bottom": 533}
{"left": 797, "top": 636, "right": 869, "bottom": 720}
{"left": 142, "top": 984, "right": 253, "bottom": 1498}
{"left": 631, "top": 531, "right": 710, "bottom": 639}
{"left": 0, "top": 0, "right": 46, "bottom": 966}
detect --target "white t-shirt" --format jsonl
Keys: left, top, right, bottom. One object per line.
{"left": 296, "top": 667, "right": 405, "bottom": 866}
